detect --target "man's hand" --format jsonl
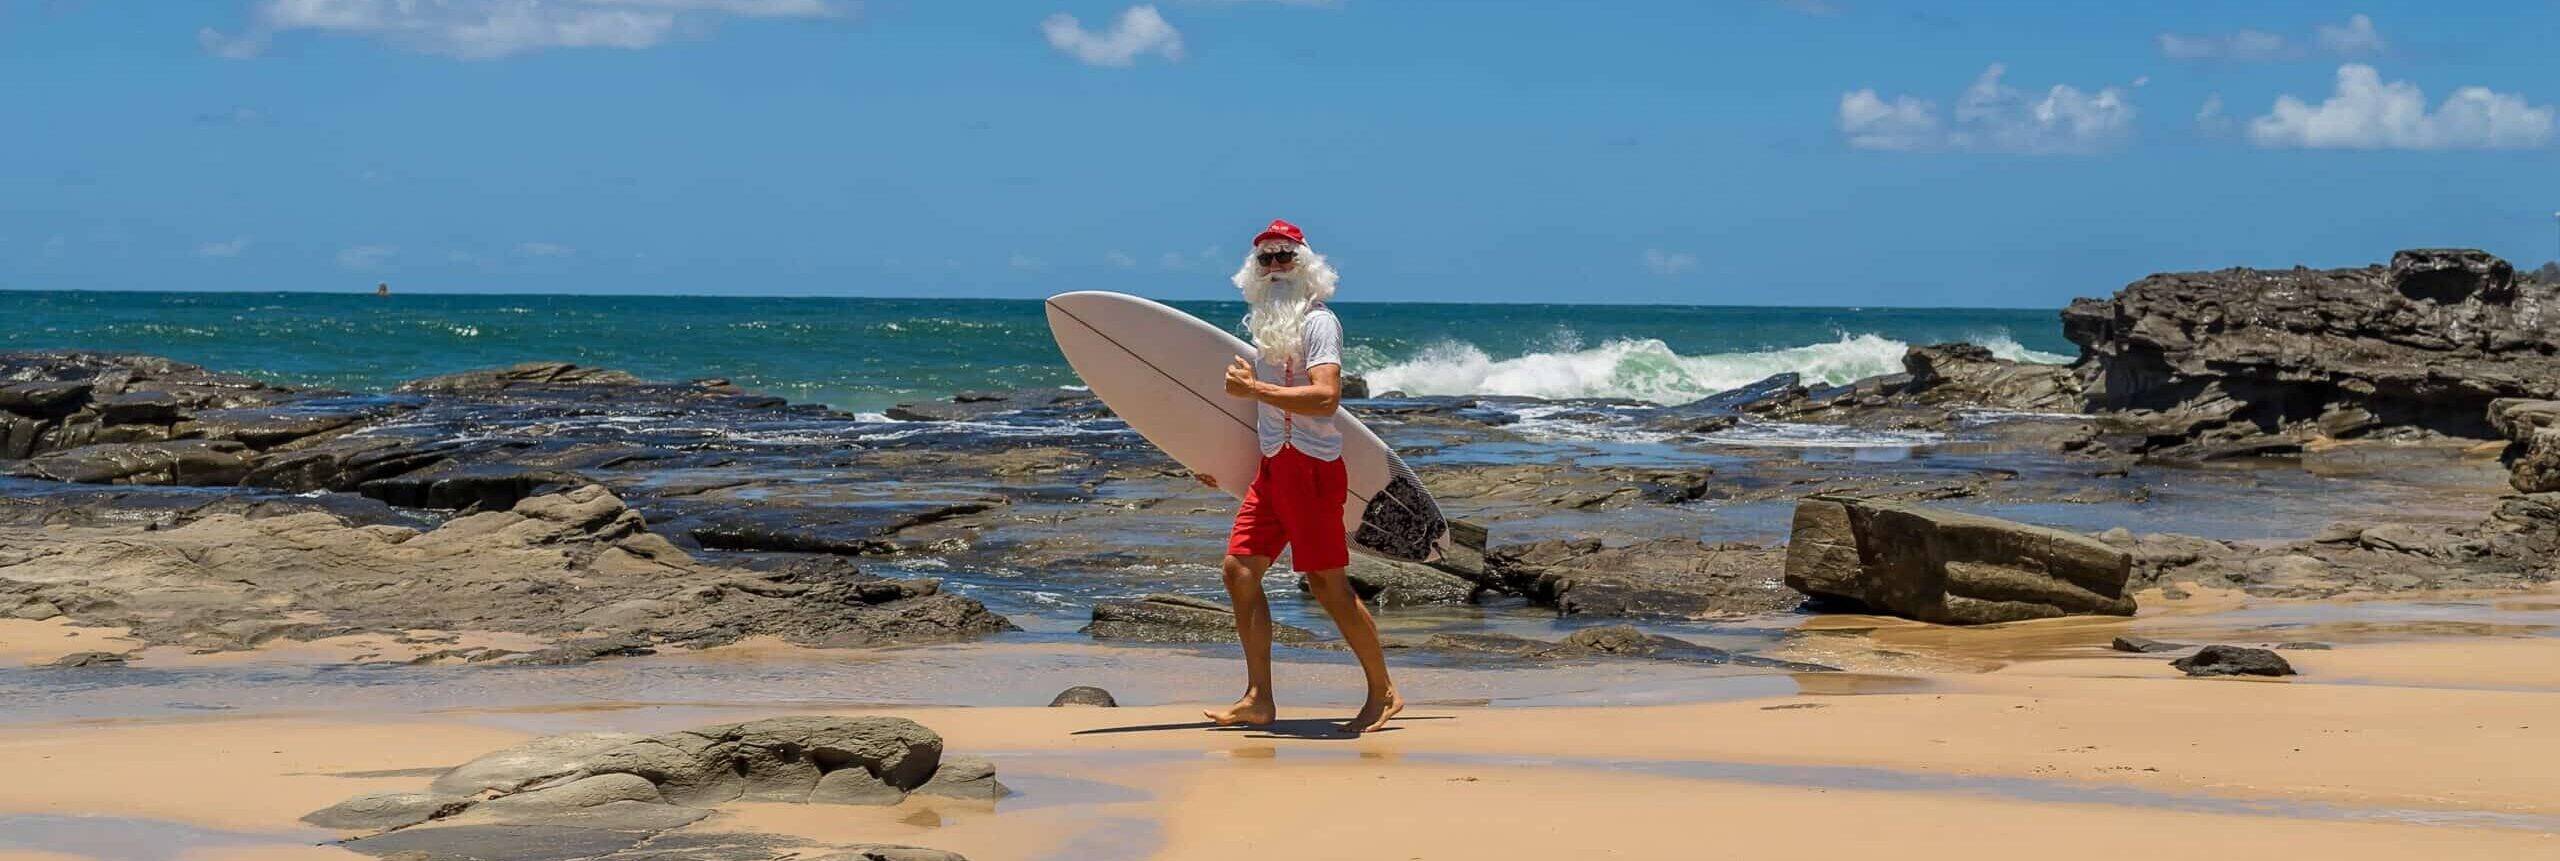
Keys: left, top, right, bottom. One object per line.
{"left": 1223, "top": 357, "right": 1259, "bottom": 399}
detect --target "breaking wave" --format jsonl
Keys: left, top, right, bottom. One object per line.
{"left": 1360, "top": 332, "right": 2071, "bottom": 404}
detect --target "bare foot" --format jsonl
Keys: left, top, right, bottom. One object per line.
{"left": 1340, "top": 689, "right": 1405, "bottom": 734}
{"left": 1205, "top": 694, "right": 1275, "bottom": 726}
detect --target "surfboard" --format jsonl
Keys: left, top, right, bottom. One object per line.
{"left": 1043, "top": 290, "right": 1452, "bottom": 564}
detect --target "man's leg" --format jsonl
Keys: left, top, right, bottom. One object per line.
{"left": 1303, "top": 567, "right": 1403, "bottom": 733}
{"left": 1205, "top": 553, "right": 1278, "bottom": 726}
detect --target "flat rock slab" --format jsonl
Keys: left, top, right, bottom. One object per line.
{"left": 343, "top": 824, "right": 655, "bottom": 861}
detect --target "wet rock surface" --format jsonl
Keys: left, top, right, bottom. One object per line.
{"left": 317, "top": 717, "right": 979, "bottom": 861}
{"left": 1418, "top": 624, "right": 1832, "bottom": 670}
{"left": 1785, "top": 495, "right": 2136, "bottom": 624}
{"left": 1482, "top": 538, "right": 1801, "bottom": 619}
{"left": 1083, "top": 593, "right": 1319, "bottom": 644}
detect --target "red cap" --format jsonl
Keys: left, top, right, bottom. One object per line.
{"left": 1252, "top": 219, "right": 1305, "bottom": 247}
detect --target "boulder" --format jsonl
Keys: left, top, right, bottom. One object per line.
{"left": 1900, "top": 343, "right": 2080, "bottom": 412}
{"left": 582, "top": 716, "right": 945, "bottom": 806}
{"left": 1048, "top": 686, "right": 1118, "bottom": 707}
{"left": 1082, "top": 593, "right": 1318, "bottom": 644}
{"left": 2171, "top": 645, "right": 2296, "bottom": 677}
{"left": 1784, "top": 495, "right": 2135, "bottom": 624}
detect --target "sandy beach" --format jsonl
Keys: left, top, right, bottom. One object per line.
{"left": 5, "top": 595, "right": 2558, "bottom": 860}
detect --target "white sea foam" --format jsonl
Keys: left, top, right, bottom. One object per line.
{"left": 1361, "top": 332, "right": 2069, "bottom": 404}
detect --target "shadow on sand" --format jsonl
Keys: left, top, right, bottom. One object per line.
{"left": 1069, "top": 715, "right": 1451, "bottom": 741}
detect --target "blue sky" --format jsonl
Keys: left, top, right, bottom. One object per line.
{"left": 2, "top": 0, "right": 2555, "bottom": 306}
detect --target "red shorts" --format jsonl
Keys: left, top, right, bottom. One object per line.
{"left": 1226, "top": 446, "right": 1351, "bottom": 572}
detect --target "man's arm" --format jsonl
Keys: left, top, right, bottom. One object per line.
{"left": 1225, "top": 357, "right": 1341, "bottom": 418}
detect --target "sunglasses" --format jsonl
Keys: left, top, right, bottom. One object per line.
{"left": 1256, "top": 250, "right": 1298, "bottom": 266}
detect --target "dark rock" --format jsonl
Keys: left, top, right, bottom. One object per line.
{"left": 0, "top": 380, "right": 91, "bottom": 414}
{"left": 2491, "top": 398, "right": 2560, "bottom": 439}
{"left": 397, "top": 362, "right": 645, "bottom": 394}
{"left": 1784, "top": 495, "right": 2135, "bottom": 624}
{"left": 2171, "top": 645, "right": 2296, "bottom": 677}
{"left": 1302, "top": 556, "right": 1476, "bottom": 607}
{"left": 8, "top": 440, "right": 255, "bottom": 485}
{"left": 1082, "top": 593, "right": 1318, "bottom": 644}
{"left": 358, "top": 461, "right": 588, "bottom": 511}
{"left": 884, "top": 388, "right": 1091, "bottom": 422}
{"left": 1048, "top": 686, "right": 1118, "bottom": 707}
{"left": 301, "top": 791, "right": 476, "bottom": 831}
{"left": 1900, "top": 343, "right": 2080, "bottom": 411}
{"left": 2273, "top": 641, "right": 2333, "bottom": 650}
{"left": 45, "top": 651, "right": 132, "bottom": 668}
{"left": 1341, "top": 375, "right": 1370, "bottom": 400}
{"left": 2110, "top": 636, "right": 2189, "bottom": 654}
{"left": 2389, "top": 248, "right": 2514, "bottom": 304}
{"left": 95, "top": 390, "right": 186, "bottom": 425}
{"left": 2064, "top": 250, "right": 2560, "bottom": 454}
{"left": 179, "top": 396, "right": 414, "bottom": 449}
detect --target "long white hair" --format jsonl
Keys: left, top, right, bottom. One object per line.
{"left": 1233, "top": 243, "right": 1339, "bottom": 362}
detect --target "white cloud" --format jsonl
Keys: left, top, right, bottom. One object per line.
{"left": 2160, "top": 14, "right": 2385, "bottom": 62}
{"left": 1103, "top": 250, "right": 1137, "bottom": 268}
{"left": 196, "top": 238, "right": 251, "bottom": 258}
{"left": 1010, "top": 253, "right": 1046, "bottom": 271}
{"left": 1839, "top": 90, "right": 1941, "bottom": 151}
{"left": 2196, "top": 93, "right": 2231, "bottom": 134}
{"left": 2248, "top": 64, "right": 2554, "bottom": 151}
{"left": 201, "top": 0, "right": 841, "bottom": 61}
{"left": 1841, "top": 64, "right": 2135, "bottom": 154}
{"left": 2316, "top": 13, "right": 2385, "bottom": 56}
{"left": 1042, "top": 5, "right": 1182, "bottom": 67}
{"left": 517, "top": 241, "right": 576, "bottom": 257}
{"left": 2157, "top": 29, "right": 2291, "bottom": 61}
{"left": 338, "top": 244, "right": 398, "bottom": 270}
{"left": 1641, "top": 249, "right": 1698, "bottom": 276}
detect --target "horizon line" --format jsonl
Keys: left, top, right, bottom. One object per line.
{"left": 0, "top": 285, "right": 2069, "bottom": 315}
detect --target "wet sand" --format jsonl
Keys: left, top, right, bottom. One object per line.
{"left": 5, "top": 603, "right": 2559, "bottom": 860}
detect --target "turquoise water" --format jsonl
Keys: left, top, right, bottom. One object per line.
{"left": 0, "top": 290, "right": 2074, "bottom": 412}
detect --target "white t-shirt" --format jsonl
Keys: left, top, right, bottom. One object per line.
{"left": 1254, "top": 306, "right": 1345, "bottom": 462}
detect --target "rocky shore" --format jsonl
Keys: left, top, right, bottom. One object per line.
{"left": 2, "top": 248, "right": 2554, "bottom": 668}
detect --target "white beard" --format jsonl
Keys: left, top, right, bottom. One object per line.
{"left": 1235, "top": 250, "right": 1338, "bottom": 362}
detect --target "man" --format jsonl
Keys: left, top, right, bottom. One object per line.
{"left": 1197, "top": 218, "right": 1402, "bottom": 734}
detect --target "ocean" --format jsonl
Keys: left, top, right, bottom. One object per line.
{"left": 0, "top": 290, "right": 2075, "bottom": 412}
